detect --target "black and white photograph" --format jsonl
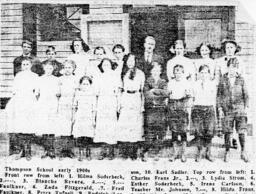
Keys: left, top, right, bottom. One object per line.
{"left": 0, "top": 0, "right": 255, "bottom": 193}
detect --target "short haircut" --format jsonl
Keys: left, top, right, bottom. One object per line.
{"left": 63, "top": 59, "right": 77, "bottom": 70}
{"left": 112, "top": 44, "right": 125, "bottom": 52}
{"left": 21, "top": 40, "right": 32, "bottom": 47}
{"left": 98, "top": 58, "right": 117, "bottom": 73}
{"left": 79, "top": 76, "right": 92, "bottom": 85}
{"left": 145, "top": 36, "right": 155, "bottom": 43}
{"left": 46, "top": 46, "right": 56, "bottom": 54}
{"left": 173, "top": 64, "right": 184, "bottom": 74}
{"left": 174, "top": 40, "right": 186, "bottom": 49}
{"left": 94, "top": 46, "right": 106, "bottom": 55}
{"left": 198, "top": 64, "right": 210, "bottom": 73}
{"left": 70, "top": 37, "right": 90, "bottom": 53}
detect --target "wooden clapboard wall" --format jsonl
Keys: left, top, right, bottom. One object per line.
{"left": 1, "top": 3, "right": 23, "bottom": 99}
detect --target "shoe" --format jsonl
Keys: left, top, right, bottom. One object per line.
{"left": 26, "top": 155, "right": 32, "bottom": 161}
{"left": 224, "top": 151, "right": 230, "bottom": 162}
{"left": 195, "top": 148, "right": 202, "bottom": 162}
{"left": 181, "top": 154, "right": 187, "bottom": 163}
{"left": 41, "top": 151, "right": 48, "bottom": 159}
{"left": 86, "top": 148, "right": 92, "bottom": 161}
{"left": 205, "top": 144, "right": 214, "bottom": 162}
{"left": 48, "top": 150, "right": 56, "bottom": 159}
{"left": 14, "top": 150, "right": 23, "bottom": 160}
{"left": 181, "top": 142, "right": 187, "bottom": 163}
{"left": 78, "top": 149, "right": 83, "bottom": 162}
{"left": 169, "top": 142, "right": 178, "bottom": 162}
{"left": 67, "top": 151, "right": 75, "bottom": 159}
{"left": 232, "top": 139, "right": 238, "bottom": 149}
{"left": 241, "top": 151, "right": 249, "bottom": 163}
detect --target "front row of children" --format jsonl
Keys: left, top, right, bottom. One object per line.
{"left": 5, "top": 56, "right": 249, "bottom": 163}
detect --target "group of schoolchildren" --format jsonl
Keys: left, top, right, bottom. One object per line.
{"left": 4, "top": 36, "right": 249, "bottom": 163}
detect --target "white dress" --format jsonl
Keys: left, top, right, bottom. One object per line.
{"left": 55, "top": 75, "right": 77, "bottom": 136}
{"left": 67, "top": 53, "right": 90, "bottom": 79}
{"left": 5, "top": 71, "right": 38, "bottom": 134}
{"left": 94, "top": 71, "right": 120, "bottom": 144}
{"left": 35, "top": 75, "right": 59, "bottom": 135}
{"left": 117, "top": 69, "right": 145, "bottom": 142}
{"left": 72, "top": 89, "right": 96, "bottom": 138}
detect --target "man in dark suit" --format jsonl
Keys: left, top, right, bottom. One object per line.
{"left": 13, "top": 40, "right": 42, "bottom": 76}
{"left": 137, "top": 36, "right": 165, "bottom": 79}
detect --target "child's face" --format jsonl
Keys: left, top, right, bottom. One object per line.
{"left": 127, "top": 55, "right": 135, "bottom": 69}
{"left": 64, "top": 63, "right": 74, "bottom": 76}
{"left": 22, "top": 43, "right": 32, "bottom": 55}
{"left": 199, "top": 68, "right": 210, "bottom": 81}
{"left": 113, "top": 48, "right": 124, "bottom": 61}
{"left": 175, "top": 43, "right": 185, "bottom": 56}
{"left": 102, "top": 60, "right": 112, "bottom": 73}
{"left": 43, "top": 64, "right": 54, "bottom": 76}
{"left": 21, "top": 60, "right": 32, "bottom": 71}
{"left": 95, "top": 49, "right": 105, "bottom": 60}
{"left": 73, "top": 41, "right": 82, "bottom": 54}
{"left": 174, "top": 67, "right": 184, "bottom": 81}
{"left": 80, "top": 79, "right": 90, "bottom": 91}
{"left": 200, "top": 45, "right": 210, "bottom": 58}
{"left": 225, "top": 43, "right": 236, "bottom": 56}
{"left": 151, "top": 66, "right": 161, "bottom": 78}
{"left": 47, "top": 50, "right": 56, "bottom": 60}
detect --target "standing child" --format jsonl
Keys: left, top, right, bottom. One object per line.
{"left": 167, "top": 64, "right": 192, "bottom": 162}
{"left": 6, "top": 57, "right": 38, "bottom": 160}
{"left": 117, "top": 54, "right": 145, "bottom": 160}
{"left": 143, "top": 63, "right": 169, "bottom": 161}
{"left": 36, "top": 61, "right": 59, "bottom": 159}
{"left": 73, "top": 76, "right": 96, "bottom": 161}
{"left": 56, "top": 59, "right": 77, "bottom": 159}
{"left": 217, "top": 57, "right": 249, "bottom": 162}
{"left": 191, "top": 65, "right": 217, "bottom": 162}
{"left": 94, "top": 58, "right": 120, "bottom": 160}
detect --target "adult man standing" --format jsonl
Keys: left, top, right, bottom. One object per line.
{"left": 137, "top": 36, "right": 165, "bottom": 79}
{"left": 13, "top": 40, "right": 42, "bottom": 76}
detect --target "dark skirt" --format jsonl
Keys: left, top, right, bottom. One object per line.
{"left": 190, "top": 105, "right": 216, "bottom": 137}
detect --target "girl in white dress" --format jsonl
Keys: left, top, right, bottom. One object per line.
{"left": 117, "top": 54, "right": 145, "bottom": 160}
{"left": 73, "top": 76, "right": 96, "bottom": 161}
{"left": 56, "top": 59, "right": 77, "bottom": 159}
{"left": 67, "top": 38, "right": 90, "bottom": 79}
{"left": 5, "top": 57, "right": 38, "bottom": 160}
{"left": 36, "top": 61, "right": 59, "bottom": 159}
{"left": 94, "top": 58, "right": 120, "bottom": 160}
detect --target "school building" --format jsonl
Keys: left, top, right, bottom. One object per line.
{"left": 0, "top": 1, "right": 255, "bottom": 157}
